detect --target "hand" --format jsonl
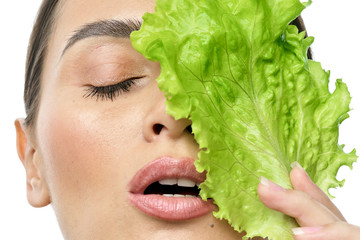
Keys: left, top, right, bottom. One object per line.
{"left": 257, "top": 162, "right": 360, "bottom": 240}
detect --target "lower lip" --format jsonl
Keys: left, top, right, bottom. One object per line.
{"left": 128, "top": 193, "right": 214, "bottom": 221}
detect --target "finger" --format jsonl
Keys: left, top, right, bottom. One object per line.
{"left": 290, "top": 162, "right": 346, "bottom": 221}
{"left": 292, "top": 222, "right": 360, "bottom": 240}
{"left": 258, "top": 177, "right": 340, "bottom": 226}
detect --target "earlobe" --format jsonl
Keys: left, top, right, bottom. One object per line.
{"left": 14, "top": 119, "right": 51, "bottom": 208}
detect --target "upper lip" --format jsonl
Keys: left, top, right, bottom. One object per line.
{"left": 127, "top": 156, "right": 206, "bottom": 194}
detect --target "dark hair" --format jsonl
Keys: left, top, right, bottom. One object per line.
{"left": 23, "top": 1, "right": 311, "bottom": 127}
{"left": 291, "top": 15, "right": 313, "bottom": 59}
{"left": 24, "top": 0, "right": 60, "bottom": 126}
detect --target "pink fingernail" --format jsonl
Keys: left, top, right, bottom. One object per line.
{"left": 260, "top": 177, "right": 286, "bottom": 192}
{"left": 290, "top": 161, "right": 304, "bottom": 170}
{"left": 290, "top": 161, "right": 312, "bottom": 181}
{"left": 292, "top": 227, "right": 322, "bottom": 235}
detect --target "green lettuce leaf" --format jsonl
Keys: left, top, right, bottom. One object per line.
{"left": 131, "top": 0, "right": 358, "bottom": 239}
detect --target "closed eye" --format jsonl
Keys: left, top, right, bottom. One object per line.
{"left": 83, "top": 76, "right": 143, "bottom": 101}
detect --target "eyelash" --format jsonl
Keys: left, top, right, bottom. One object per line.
{"left": 83, "top": 77, "right": 141, "bottom": 101}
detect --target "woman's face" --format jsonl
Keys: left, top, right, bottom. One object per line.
{"left": 24, "top": 0, "right": 243, "bottom": 239}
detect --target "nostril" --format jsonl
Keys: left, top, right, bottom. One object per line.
{"left": 186, "top": 125, "right": 193, "bottom": 134}
{"left": 153, "top": 124, "right": 164, "bottom": 135}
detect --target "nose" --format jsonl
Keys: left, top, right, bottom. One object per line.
{"left": 143, "top": 86, "right": 192, "bottom": 142}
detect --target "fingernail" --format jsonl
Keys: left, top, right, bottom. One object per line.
{"left": 292, "top": 227, "right": 322, "bottom": 235}
{"left": 290, "top": 161, "right": 304, "bottom": 170}
{"left": 290, "top": 161, "right": 312, "bottom": 181}
{"left": 260, "top": 176, "right": 286, "bottom": 192}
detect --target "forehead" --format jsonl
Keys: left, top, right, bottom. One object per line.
{"left": 59, "top": 0, "right": 155, "bottom": 28}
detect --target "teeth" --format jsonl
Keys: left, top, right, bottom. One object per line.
{"left": 174, "top": 194, "right": 185, "bottom": 198}
{"left": 158, "top": 178, "right": 197, "bottom": 187}
{"left": 158, "top": 178, "right": 177, "bottom": 185}
{"left": 177, "top": 179, "right": 196, "bottom": 187}
{"left": 161, "top": 194, "right": 196, "bottom": 198}
{"left": 162, "top": 194, "right": 174, "bottom": 197}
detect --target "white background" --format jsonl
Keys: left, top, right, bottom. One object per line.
{"left": 0, "top": 0, "right": 359, "bottom": 239}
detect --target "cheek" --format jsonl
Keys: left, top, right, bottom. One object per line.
{"left": 37, "top": 99, "right": 143, "bottom": 209}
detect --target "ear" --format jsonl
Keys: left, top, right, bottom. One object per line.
{"left": 15, "top": 119, "right": 51, "bottom": 208}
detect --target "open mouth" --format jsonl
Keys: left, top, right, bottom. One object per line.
{"left": 144, "top": 178, "right": 200, "bottom": 197}
{"left": 127, "top": 156, "right": 214, "bottom": 220}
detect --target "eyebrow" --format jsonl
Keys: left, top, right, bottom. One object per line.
{"left": 62, "top": 19, "right": 142, "bottom": 56}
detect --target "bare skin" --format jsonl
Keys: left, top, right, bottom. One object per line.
{"left": 15, "top": 0, "right": 242, "bottom": 239}
{"left": 15, "top": 0, "right": 360, "bottom": 239}
{"left": 258, "top": 164, "right": 360, "bottom": 239}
